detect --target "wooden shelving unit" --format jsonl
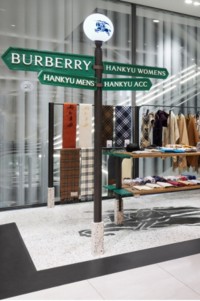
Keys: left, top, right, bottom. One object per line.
{"left": 104, "top": 150, "right": 200, "bottom": 197}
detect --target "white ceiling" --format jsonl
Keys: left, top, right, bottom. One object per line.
{"left": 121, "top": 0, "right": 200, "bottom": 18}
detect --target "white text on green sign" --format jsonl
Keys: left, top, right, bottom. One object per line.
{"left": 38, "top": 71, "right": 97, "bottom": 90}
{"left": 1, "top": 47, "right": 95, "bottom": 76}
{"left": 103, "top": 62, "right": 168, "bottom": 79}
{"left": 102, "top": 78, "right": 152, "bottom": 91}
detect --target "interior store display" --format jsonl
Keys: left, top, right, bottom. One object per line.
{"left": 140, "top": 108, "right": 200, "bottom": 171}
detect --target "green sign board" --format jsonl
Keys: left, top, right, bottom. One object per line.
{"left": 102, "top": 78, "right": 152, "bottom": 91}
{"left": 38, "top": 71, "right": 97, "bottom": 90}
{"left": 1, "top": 47, "right": 95, "bottom": 76}
{"left": 103, "top": 62, "right": 169, "bottom": 79}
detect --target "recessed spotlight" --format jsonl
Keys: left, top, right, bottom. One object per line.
{"left": 153, "top": 19, "right": 159, "bottom": 23}
{"left": 11, "top": 24, "right": 16, "bottom": 27}
{"left": 185, "top": 0, "right": 193, "bottom": 3}
{"left": 194, "top": 1, "right": 200, "bottom": 5}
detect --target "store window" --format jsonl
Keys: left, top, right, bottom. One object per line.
{"left": 136, "top": 6, "right": 200, "bottom": 177}
{"left": 0, "top": 0, "right": 132, "bottom": 208}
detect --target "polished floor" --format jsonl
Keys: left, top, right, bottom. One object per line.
{"left": 8, "top": 253, "right": 200, "bottom": 300}
{"left": 1, "top": 190, "right": 200, "bottom": 299}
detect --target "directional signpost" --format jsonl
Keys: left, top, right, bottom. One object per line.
{"left": 1, "top": 47, "right": 95, "bottom": 75}
{"left": 2, "top": 47, "right": 169, "bottom": 81}
{"left": 38, "top": 70, "right": 97, "bottom": 90}
{"left": 103, "top": 61, "right": 169, "bottom": 79}
{"left": 102, "top": 78, "right": 152, "bottom": 91}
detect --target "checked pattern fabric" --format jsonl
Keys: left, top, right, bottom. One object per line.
{"left": 80, "top": 148, "right": 94, "bottom": 201}
{"left": 101, "top": 105, "right": 114, "bottom": 147}
{"left": 115, "top": 106, "right": 132, "bottom": 147}
{"left": 60, "top": 148, "right": 80, "bottom": 202}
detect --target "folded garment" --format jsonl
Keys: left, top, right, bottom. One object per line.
{"left": 153, "top": 176, "right": 167, "bottom": 182}
{"left": 181, "top": 174, "right": 196, "bottom": 180}
{"left": 166, "top": 180, "right": 186, "bottom": 187}
{"left": 146, "top": 183, "right": 162, "bottom": 188}
{"left": 156, "top": 182, "right": 174, "bottom": 187}
{"left": 178, "top": 180, "right": 194, "bottom": 185}
{"left": 187, "top": 180, "right": 200, "bottom": 185}
{"left": 143, "top": 176, "right": 156, "bottom": 183}
{"left": 132, "top": 185, "right": 153, "bottom": 191}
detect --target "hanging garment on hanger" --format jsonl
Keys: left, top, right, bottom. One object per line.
{"left": 167, "top": 110, "right": 180, "bottom": 145}
{"left": 140, "top": 112, "right": 155, "bottom": 148}
{"left": 173, "top": 113, "right": 189, "bottom": 171}
{"left": 60, "top": 148, "right": 80, "bottom": 202}
{"left": 80, "top": 148, "right": 94, "bottom": 201}
{"left": 186, "top": 115, "right": 200, "bottom": 170}
{"left": 153, "top": 110, "right": 169, "bottom": 146}
{"left": 79, "top": 104, "right": 93, "bottom": 148}
{"left": 177, "top": 113, "right": 189, "bottom": 145}
{"left": 62, "top": 103, "right": 77, "bottom": 148}
{"left": 101, "top": 105, "right": 114, "bottom": 147}
{"left": 115, "top": 106, "right": 132, "bottom": 147}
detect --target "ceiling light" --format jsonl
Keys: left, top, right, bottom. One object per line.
{"left": 193, "top": 1, "right": 200, "bottom": 5}
{"left": 153, "top": 19, "right": 159, "bottom": 23}
{"left": 11, "top": 24, "right": 16, "bottom": 27}
{"left": 185, "top": 0, "right": 193, "bottom": 3}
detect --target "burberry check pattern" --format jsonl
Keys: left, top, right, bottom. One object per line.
{"left": 101, "top": 105, "right": 114, "bottom": 147}
{"left": 115, "top": 106, "right": 132, "bottom": 147}
{"left": 60, "top": 149, "right": 80, "bottom": 202}
{"left": 80, "top": 148, "right": 94, "bottom": 201}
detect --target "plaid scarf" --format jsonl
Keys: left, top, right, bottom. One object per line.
{"left": 60, "top": 148, "right": 80, "bottom": 202}
{"left": 80, "top": 148, "right": 94, "bottom": 201}
{"left": 115, "top": 106, "right": 132, "bottom": 147}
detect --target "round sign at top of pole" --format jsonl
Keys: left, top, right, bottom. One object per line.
{"left": 83, "top": 13, "right": 114, "bottom": 42}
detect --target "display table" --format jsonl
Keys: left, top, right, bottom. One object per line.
{"left": 104, "top": 150, "right": 200, "bottom": 224}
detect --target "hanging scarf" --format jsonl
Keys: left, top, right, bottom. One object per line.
{"left": 79, "top": 104, "right": 93, "bottom": 148}
{"left": 115, "top": 106, "right": 132, "bottom": 147}
{"left": 62, "top": 103, "right": 77, "bottom": 148}
{"left": 80, "top": 148, "right": 94, "bottom": 201}
{"left": 101, "top": 105, "right": 114, "bottom": 147}
{"left": 60, "top": 148, "right": 80, "bottom": 202}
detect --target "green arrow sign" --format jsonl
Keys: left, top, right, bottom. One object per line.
{"left": 38, "top": 71, "right": 97, "bottom": 90}
{"left": 1, "top": 47, "right": 95, "bottom": 76}
{"left": 103, "top": 62, "right": 168, "bottom": 79}
{"left": 102, "top": 78, "right": 152, "bottom": 91}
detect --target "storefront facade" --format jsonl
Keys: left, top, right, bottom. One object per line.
{"left": 0, "top": 0, "right": 200, "bottom": 209}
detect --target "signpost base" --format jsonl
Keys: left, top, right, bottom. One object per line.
{"left": 91, "top": 221, "right": 104, "bottom": 256}
{"left": 114, "top": 199, "right": 124, "bottom": 225}
{"left": 48, "top": 187, "right": 55, "bottom": 208}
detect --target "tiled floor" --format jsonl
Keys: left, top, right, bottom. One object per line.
{"left": 8, "top": 254, "right": 200, "bottom": 300}
{"left": 1, "top": 190, "right": 200, "bottom": 299}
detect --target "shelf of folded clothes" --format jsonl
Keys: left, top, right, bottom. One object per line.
{"left": 122, "top": 175, "right": 200, "bottom": 196}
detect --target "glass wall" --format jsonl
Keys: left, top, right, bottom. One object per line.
{"left": 0, "top": 0, "right": 132, "bottom": 208}
{"left": 136, "top": 6, "right": 200, "bottom": 177}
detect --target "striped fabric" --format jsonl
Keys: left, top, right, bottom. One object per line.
{"left": 115, "top": 106, "right": 132, "bottom": 147}
{"left": 101, "top": 105, "right": 114, "bottom": 147}
{"left": 80, "top": 148, "right": 94, "bottom": 201}
{"left": 62, "top": 103, "right": 77, "bottom": 148}
{"left": 60, "top": 149, "right": 80, "bottom": 202}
